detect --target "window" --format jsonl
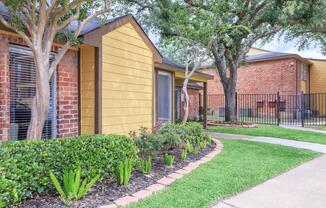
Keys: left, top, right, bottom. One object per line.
{"left": 301, "top": 64, "right": 308, "bottom": 80}
{"left": 9, "top": 45, "right": 56, "bottom": 140}
{"left": 157, "top": 71, "right": 172, "bottom": 124}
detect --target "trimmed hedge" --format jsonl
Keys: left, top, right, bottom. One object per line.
{"left": 0, "top": 134, "right": 137, "bottom": 205}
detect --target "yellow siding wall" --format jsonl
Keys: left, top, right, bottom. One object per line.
{"left": 310, "top": 59, "right": 326, "bottom": 93}
{"left": 101, "top": 23, "right": 153, "bottom": 135}
{"left": 80, "top": 45, "right": 95, "bottom": 134}
{"left": 247, "top": 48, "right": 270, "bottom": 56}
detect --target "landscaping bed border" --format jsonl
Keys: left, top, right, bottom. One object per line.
{"left": 100, "top": 139, "right": 223, "bottom": 208}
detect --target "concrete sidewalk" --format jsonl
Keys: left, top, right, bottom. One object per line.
{"left": 212, "top": 155, "right": 326, "bottom": 208}
{"left": 280, "top": 125, "right": 326, "bottom": 134}
{"left": 208, "top": 132, "right": 326, "bottom": 153}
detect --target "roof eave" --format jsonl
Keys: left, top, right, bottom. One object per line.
{"left": 155, "top": 62, "right": 214, "bottom": 80}
{"left": 247, "top": 54, "right": 313, "bottom": 65}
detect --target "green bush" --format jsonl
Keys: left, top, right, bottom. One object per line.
{"left": 131, "top": 122, "right": 211, "bottom": 156}
{"left": 0, "top": 134, "right": 137, "bottom": 205}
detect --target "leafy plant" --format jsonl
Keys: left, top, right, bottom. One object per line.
{"left": 181, "top": 150, "right": 187, "bottom": 161}
{"left": 199, "top": 141, "right": 207, "bottom": 150}
{"left": 140, "top": 156, "right": 152, "bottom": 175}
{"left": 186, "top": 142, "right": 194, "bottom": 153}
{"left": 0, "top": 134, "right": 137, "bottom": 205}
{"left": 193, "top": 147, "right": 200, "bottom": 155}
{"left": 49, "top": 168, "right": 100, "bottom": 205}
{"left": 115, "top": 159, "right": 134, "bottom": 186}
{"left": 0, "top": 176, "right": 19, "bottom": 207}
{"left": 163, "top": 154, "right": 175, "bottom": 166}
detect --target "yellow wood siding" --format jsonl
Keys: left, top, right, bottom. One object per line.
{"left": 101, "top": 23, "right": 153, "bottom": 135}
{"left": 80, "top": 45, "right": 95, "bottom": 134}
{"left": 310, "top": 59, "right": 326, "bottom": 93}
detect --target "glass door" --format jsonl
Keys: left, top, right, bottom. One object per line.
{"left": 157, "top": 71, "right": 172, "bottom": 124}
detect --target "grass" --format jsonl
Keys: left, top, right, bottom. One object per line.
{"left": 129, "top": 140, "right": 319, "bottom": 208}
{"left": 209, "top": 125, "right": 326, "bottom": 144}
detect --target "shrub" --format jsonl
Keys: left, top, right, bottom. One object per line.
{"left": 0, "top": 134, "right": 137, "bottom": 205}
{"left": 49, "top": 167, "right": 100, "bottom": 205}
{"left": 140, "top": 156, "right": 152, "bottom": 175}
{"left": 163, "top": 154, "right": 175, "bottom": 166}
{"left": 114, "top": 159, "right": 134, "bottom": 186}
{"left": 181, "top": 150, "right": 187, "bottom": 161}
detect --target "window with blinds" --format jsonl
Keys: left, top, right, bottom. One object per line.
{"left": 9, "top": 45, "right": 57, "bottom": 140}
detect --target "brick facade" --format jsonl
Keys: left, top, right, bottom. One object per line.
{"left": 204, "top": 58, "right": 305, "bottom": 96}
{"left": 177, "top": 87, "right": 201, "bottom": 121}
{"left": 56, "top": 50, "right": 79, "bottom": 138}
{"left": 203, "top": 58, "right": 309, "bottom": 118}
{"left": 0, "top": 32, "right": 79, "bottom": 140}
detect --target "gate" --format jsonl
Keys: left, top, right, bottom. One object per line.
{"left": 207, "top": 93, "right": 326, "bottom": 126}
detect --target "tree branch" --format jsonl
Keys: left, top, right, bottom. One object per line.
{"left": 0, "top": 15, "right": 32, "bottom": 47}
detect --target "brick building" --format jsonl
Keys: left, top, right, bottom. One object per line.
{"left": 204, "top": 51, "right": 313, "bottom": 96}
{"left": 0, "top": 13, "right": 212, "bottom": 141}
{"left": 201, "top": 48, "right": 326, "bottom": 119}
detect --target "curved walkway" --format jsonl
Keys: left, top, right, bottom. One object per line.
{"left": 280, "top": 125, "right": 326, "bottom": 134}
{"left": 208, "top": 132, "right": 326, "bottom": 153}
{"left": 209, "top": 131, "right": 326, "bottom": 208}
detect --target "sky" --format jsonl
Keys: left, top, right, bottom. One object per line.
{"left": 254, "top": 36, "right": 326, "bottom": 60}
{"left": 149, "top": 33, "right": 326, "bottom": 60}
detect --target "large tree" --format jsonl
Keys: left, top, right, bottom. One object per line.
{"left": 283, "top": 0, "right": 326, "bottom": 53}
{"left": 120, "top": 0, "right": 314, "bottom": 122}
{"left": 0, "top": 0, "right": 110, "bottom": 139}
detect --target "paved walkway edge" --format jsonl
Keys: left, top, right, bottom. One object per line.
{"left": 280, "top": 125, "right": 326, "bottom": 134}
{"left": 208, "top": 132, "right": 326, "bottom": 153}
{"left": 99, "top": 139, "right": 224, "bottom": 208}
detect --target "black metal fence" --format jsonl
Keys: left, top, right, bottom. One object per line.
{"left": 207, "top": 93, "right": 326, "bottom": 126}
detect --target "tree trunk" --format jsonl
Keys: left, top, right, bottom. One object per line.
{"left": 182, "top": 78, "right": 189, "bottom": 124}
{"left": 27, "top": 53, "right": 51, "bottom": 140}
{"left": 224, "top": 85, "right": 237, "bottom": 122}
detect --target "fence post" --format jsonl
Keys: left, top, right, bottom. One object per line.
{"left": 301, "top": 93, "right": 305, "bottom": 127}
{"left": 235, "top": 92, "right": 238, "bottom": 120}
{"left": 277, "top": 91, "right": 280, "bottom": 126}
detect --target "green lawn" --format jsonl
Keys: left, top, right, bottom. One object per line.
{"left": 129, "top": 140, "right": 319, "bottom": 208}
{"left": 209, "top": 125, "right": 326, "bottom": 144}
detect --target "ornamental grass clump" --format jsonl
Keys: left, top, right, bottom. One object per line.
{"left": 181, "top": 150, "right": 188, "bottom": 161}
{"left": 115, "top": 159, "right": 134, "bottom": 186}
{"left": 49, "top": 167, "right": 100, "bottom": 206}
{"left": 140, "top": 156, "right": 152, "bottom": 175}
{"left": 163, "top": 154, "right": 175, "bottom": 166}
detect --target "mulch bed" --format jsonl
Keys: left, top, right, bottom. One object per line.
{"left": 208, "top": 121, "right": 258, "bottom": 128}
{"left": 16, "top": 142, "right": 216, "bottom": 208}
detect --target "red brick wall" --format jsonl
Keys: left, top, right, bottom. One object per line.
{"left": 0, "top": 34, "right": 10, "bottom": 140}
{"left": 56, "top": 50, "right": 79, "bottom": 138}
{"left": 204, "top": 58, "right": 302, "bottom": 95}
{"left": 177, "top": 88, "right": 201, "bottom": 121}
{"left": 0, "top": 32, "right": 79, "bottom": 140}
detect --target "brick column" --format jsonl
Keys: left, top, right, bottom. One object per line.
{"left": 0, "top": 34, "right": 10, "bottom": 140}
{"left": 56, "top": 49, "right": 79, "bottom": 138}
